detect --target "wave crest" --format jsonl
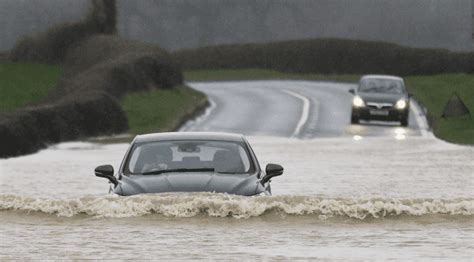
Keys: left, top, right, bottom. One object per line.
{"left": 1, "top": 193, "right": 472, "bottom": 219}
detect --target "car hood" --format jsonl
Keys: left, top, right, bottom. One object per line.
{"left": 358, "top": 92, "right": 406, "bottom": 104}
{"left": 115, "top": 172, "right": 262, "bottom": 196}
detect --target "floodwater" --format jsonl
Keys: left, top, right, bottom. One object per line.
{"left": 1, "top": 136, "right": 473, "bottom": 260}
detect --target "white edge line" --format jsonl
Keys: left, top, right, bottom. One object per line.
{"left": 282, "top": 90, "right": 310, "bottom": 138}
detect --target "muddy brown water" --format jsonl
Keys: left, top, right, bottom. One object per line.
{"left": 1, "top": 136, "right": 473, "bottom": 260}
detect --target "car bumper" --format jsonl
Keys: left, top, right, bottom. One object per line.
{"left": 352, "top": 107, "right": 408, "bottom": 121}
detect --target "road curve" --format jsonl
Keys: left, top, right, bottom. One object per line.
{"left": 182, "top": 81, "right": 429, "bottom": 139}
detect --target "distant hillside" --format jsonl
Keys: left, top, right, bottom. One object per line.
{"left": 1, "top": 0, "right": 473, "bottom": 52}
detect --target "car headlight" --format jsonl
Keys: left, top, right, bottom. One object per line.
{"left": 353, "top": 96, "right": 365, "bottom": 107}
{"left": 395, "top": 99, "right": 407, "bottom": 109}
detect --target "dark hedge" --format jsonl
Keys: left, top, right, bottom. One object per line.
{"left": 9, "top": 0, "right": 117, "bottom": 64}
{"left": 0, "top": 93, "right": 127, "bottom": 157}
{"left": 0, "top": 35, "right": 183, "bottom": 158}
{"left": 173, "top": 38, "right": 474, "bottom": 76}
{"left": 1, "top": 0, "right": 185, "bottom": 158}
{"left": 56, "top": 35, "right": 183, "bottom": 98}
{"left": 0, "top": 52, "right": 8, "bottom": 62}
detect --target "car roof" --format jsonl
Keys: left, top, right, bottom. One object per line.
{"left": 360, "top": 75, "right": 404, "bottom": 81}
{"left": 133, "top": 132, "right": 246, "bottom": 143}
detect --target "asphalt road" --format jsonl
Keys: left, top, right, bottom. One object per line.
{"left": 182, "top": 81, "right": 430, "bottom": 139}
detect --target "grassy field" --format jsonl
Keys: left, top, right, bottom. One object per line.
{"left": 0, "top": 63, "right": 61, "bottom": 111}
{"left": 122, "top": 85, "right": 208, "bottom": 134}
{"left": 185, "top": 69, "right": 473, "bottom": 145}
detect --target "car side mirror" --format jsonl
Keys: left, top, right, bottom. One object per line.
{"left": 261, "top": 163, "right": 284, "bottom": 184}
{"left": 95, "top": 164, "right": 118, "bottom": 186}
{"left": 348, "top": 89, "right": 355, "bottom": 95}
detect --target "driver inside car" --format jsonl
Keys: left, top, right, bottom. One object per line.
{"left": 138, "top": 146, "right": 173, "bottom": 173}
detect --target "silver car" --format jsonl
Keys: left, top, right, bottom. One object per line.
{"left": 95, "top": 132, "right": 284, "bottom": 196}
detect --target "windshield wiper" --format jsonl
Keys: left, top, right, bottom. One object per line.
{"left": 141, "top": 168, "right": 215, "bottom": 175}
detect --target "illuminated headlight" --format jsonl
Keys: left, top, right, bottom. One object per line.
{"left": 395, "top": 99, "right": 407, "bottom": 109}
{"left": 353, "top": 96, "right": 365, "bottom": 107}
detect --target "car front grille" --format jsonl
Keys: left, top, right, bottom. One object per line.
{"left": 366, "top": 102, "right": 394, "bottom": 109}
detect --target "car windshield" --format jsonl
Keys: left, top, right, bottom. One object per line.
{"left": 359, "top": 78, "right": 405, "bottom": 94}
{"left": 125, "top": 140, "right": 254, "bottom": 175}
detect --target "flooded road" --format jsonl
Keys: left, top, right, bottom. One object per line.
{"left": 1, "top": 81, "right": 473, "bottom": 260}
{"left": 1, "top": 137, "right": 473, "bottom": 260}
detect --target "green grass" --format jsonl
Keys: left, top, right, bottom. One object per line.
{"left": 405, "top": 74, "right": 474, "bottom": 144}
{"left": 0, "top": 63, "right": 62, "bottom": 111}
{"left": 122, "top": 85, "right": 207, "bottom": 134}
{"left": 184, "top": 69, "right": 473, "bottom": 145}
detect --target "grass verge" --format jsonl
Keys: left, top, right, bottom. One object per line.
{"left": 122, "top": 85, "right": 208, "bottom": 135}
{"left": 404, "top": 74, "right": 473, "bottom": 144}
{"left": 0, "top": 63, "right": 61, "bottom": 112}
{"left": 185, "top": 69, "right": 473, "bottom": 145}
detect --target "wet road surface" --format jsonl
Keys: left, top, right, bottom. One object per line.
{"left": 182, "top": 81, "right": 429, "bottom": 139}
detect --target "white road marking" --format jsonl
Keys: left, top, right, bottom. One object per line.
{"left": 283, "top": 90, "right": 311, "bottom": 138}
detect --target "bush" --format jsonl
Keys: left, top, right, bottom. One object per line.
{"left": 9, "top": 0, "right": 117, "bottom": 64}
{"left": 63, "top": 35, "right": 170, "bottom": 73}
{"left": 1, "top": 35, "right": 183, "bottom": 158}
{"left": 1, "top": 0, "right": 186, "bottom": 158}
{"left": 9, "top": 22, "right": 94, "bottom": 63}
{"left": 0, "top": 92, "right": 127, "bottom": 158}
{"left": 59, "top": 36, "right": 183, "bottom": 98}
{"left": 173, "top": 38, "right": 474, "bottom": 76}
{"left": 0, "top": 51, "right": 7, "bottom": 62}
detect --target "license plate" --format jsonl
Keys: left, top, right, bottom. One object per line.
{"left": 369, "top": 109, "right": 389, "bottom": 116}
